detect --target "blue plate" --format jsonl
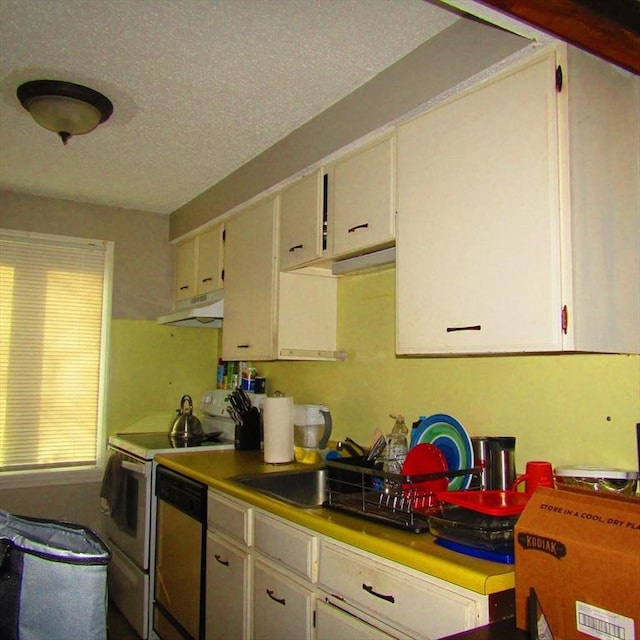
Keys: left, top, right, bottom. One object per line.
{"left": 410, "top": 414, "right": 474, "bottom": 490}
{"left": 434, "top": 538, "right": 514, "bottom": 564}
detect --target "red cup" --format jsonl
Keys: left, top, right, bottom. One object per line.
{"left": 511, "top": 460, "right": 554, "bottom": 495}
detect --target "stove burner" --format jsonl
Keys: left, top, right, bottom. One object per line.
{"left": 169, "top": 431, "right": 224, "bottom": 448}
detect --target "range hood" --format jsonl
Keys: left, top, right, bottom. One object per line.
{"left": 331, "top": 246, "right": 396, "bottom": 275}
{"left": 157, "top": 290, "right": 224, "bottom": 328}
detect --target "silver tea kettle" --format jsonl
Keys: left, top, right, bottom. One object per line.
{"left": 169, "top": 395, "right": 204, "bottom": 440}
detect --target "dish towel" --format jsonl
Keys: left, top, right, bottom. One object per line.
{"left": 100, "top": 453, "right": 127, "bottom": 530}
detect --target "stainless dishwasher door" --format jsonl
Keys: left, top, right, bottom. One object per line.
{"left": 154, "top": 466, "right": 206, "bottom": 640}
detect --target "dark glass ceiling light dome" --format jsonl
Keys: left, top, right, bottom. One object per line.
{"left": 17, "top": 80, "right": 113, "bottom": 145}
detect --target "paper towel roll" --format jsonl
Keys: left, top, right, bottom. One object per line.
{"left": 262, "top": 396, "right": 294, "bottom": 463}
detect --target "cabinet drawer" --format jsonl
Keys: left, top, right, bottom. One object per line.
{"left": 253, "top": 557, "right": 315, "bottom": 640}
{"left": 254, "top": 511, "right": 318, "bottom": 582}
{"left": 319, "top": 540, "right": 486, "bottom": 639}
{"left": 316, "top": 599, "right": 405, "bottom": 640}
{"left": 207, "top": 490, "right": 253, "bottom": 546}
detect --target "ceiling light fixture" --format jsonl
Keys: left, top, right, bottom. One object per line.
{"left": 17, "top": 79, "right": 113, "bottom": 145}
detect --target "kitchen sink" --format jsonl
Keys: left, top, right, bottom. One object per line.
{"left": 231, "top": 467, "right": 328, "bottom": 508}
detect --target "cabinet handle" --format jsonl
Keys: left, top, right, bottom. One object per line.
{"left": 322, "top": 173, "right": 329, "bottom": 252}
{"left": 236, "top": 344, "right": 250, "bottom": 349}
{"left": 179, "top": 285, "right": 190, "bottom": 291}
{"left": 201, "top": 277, "right": 212, "bottom": 283}
{"left": 214, "top": 554, "right": 229, "bottom": 566}
{"left": 348, "top": 222, "right": 369, "bottom": 233}
{"left": 288, "top": 243, "right": 304, "bottom": 252}
{"left": 446, "top": 325, "right": 481, "bottom": 333}
{"left": 266, "top": 589, "right": 286, "bottom": 606}
{"left": 362, "top": 583, "right": 395, "bottom": 603}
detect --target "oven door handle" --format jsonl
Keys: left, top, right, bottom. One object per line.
{"left": 121, "top": 459, "right": 150, "bottom": 477}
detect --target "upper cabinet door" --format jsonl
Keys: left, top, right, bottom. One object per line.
{"left": 331, "top": 136, "right": 395, "bottom": 258}
{"left": 397, "top": 51, "right": 562, "bottom": 354}
{"left": 196, "top": 224, "right": 224, "bottom": 295}
{"left": 280, "top": 170, "right": 325, "bottom": 271}
{"left": 222, "top": 197, "right": 278, "bottom": 361}
{"left": 174, "top": 238, "right": 196, "bottom": 302}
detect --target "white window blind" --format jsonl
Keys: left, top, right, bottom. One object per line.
{"left": 0, "top": 230, "right": 113, "bottom": 473}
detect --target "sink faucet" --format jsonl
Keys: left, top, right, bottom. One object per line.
{"left": 336, "top": 438, "right": 366, "bottom": 457}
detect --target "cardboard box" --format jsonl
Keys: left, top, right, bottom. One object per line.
{"left": 515, "top": 487, "right": 640, "bottom": 640}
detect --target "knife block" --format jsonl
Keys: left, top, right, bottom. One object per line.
{"left": 235, "top": 407, "right": 262, "bottom": 451}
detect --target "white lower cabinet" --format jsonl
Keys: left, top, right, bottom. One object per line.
{"left": 252, "top": 512, "right": 318, "bottom": 639}
{"left": 253, "top": 557, "right": 316, "bottom": 640}
{"left": 318, "top": 539, "right": 489, "bottom": 640}
{"left": 316, "top": 600, "right": 406, "bottom": 640}
{"left": 206, "top": 492, "right": 496, "bottom": 640}
{"left": 206, "top": 490, "right": 253, "bottom": 640}
{"left": 205, "top": 532, "right": 250, "bottom": 640}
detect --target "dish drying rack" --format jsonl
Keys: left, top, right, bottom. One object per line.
{"left": 323, "top": 457, "right": 479, "bottom": 533}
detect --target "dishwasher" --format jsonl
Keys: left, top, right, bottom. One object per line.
{"left": 154, "top": 465, "right": 207, "bottom": 640}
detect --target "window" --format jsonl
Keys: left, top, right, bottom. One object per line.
{"left": 0, "top": 229, "right": 113, "bottom": 477}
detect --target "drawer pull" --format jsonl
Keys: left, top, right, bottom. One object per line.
{"left": 348, "top": 222, "right": 369, "bottom": 233}
{"left": 289, "top": 243, "right": 304, "bottom": 252}
{"left": 446, "top": 324, "right": 481, "bottom": 332}
{"left": 201, "top": 277, "right": 213, "bottom": 283}
{"left": 214, "top": 554, "right": 229, "bottom": 566}
{"left": 266, "top": 589, "right": 286, "bottom": 606}
{"left": 362, "top": 583, "right": 395, "bottom": 603}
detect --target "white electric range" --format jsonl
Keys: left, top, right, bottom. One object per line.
{"left": 105, "top": 390, "right": 264, "bottom": 639}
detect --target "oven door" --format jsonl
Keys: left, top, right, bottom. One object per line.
{"left": 105, "top": 448, "right": 152, "bottom": 571}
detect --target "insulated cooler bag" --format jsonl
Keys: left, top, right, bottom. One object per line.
{"left": 0, "top": 509, "right": 111, "bottom": 640}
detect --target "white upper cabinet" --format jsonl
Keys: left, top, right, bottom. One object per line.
{"left": 196, "top": 224, "right": 224, "bottom": 294}
{"left": 277, "top": 271, "right": 338, "bottom": 361}
{"left": 174, "top": 223, "right": 224, "bottom": 302}
{"left": 280, "top": 169, "right": 326, "bottom": 270}
{"left": 222, "top": 196, "right": 339, "bottom": 361}
{"left": 222, "top": 197, "right": 279, "bottom": 361}
{"left": 174, "top": 237, "right": 196, "bottom": 302}
{"left": 331, "top": 135, "right": 396, "bottom": 258}
{"left": 396, "top": 45, "right": 639, "bottom": 355}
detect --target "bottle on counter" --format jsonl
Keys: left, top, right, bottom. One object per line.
{"left": 216, "top": 359, "right": 225, "bottom": 389}
{"left": 384, "top": 414, "right": 408, "bottom": 476}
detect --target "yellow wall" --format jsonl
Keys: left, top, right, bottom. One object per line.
{"left": 105, "top": 271, "right": 639, "bottom": 472}
{"left": 259, "top": 269, "right": 640, "bottom": 473}
{"left": 107, "top": 320, "right": 220, "bottom": 434}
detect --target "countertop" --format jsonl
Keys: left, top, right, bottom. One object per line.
{"left": 155, "top": 449, "right": 515, "bottom": 596}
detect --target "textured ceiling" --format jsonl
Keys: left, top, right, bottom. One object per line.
{"left": 0, "top": 0, "right": 461, "bottom": 214}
